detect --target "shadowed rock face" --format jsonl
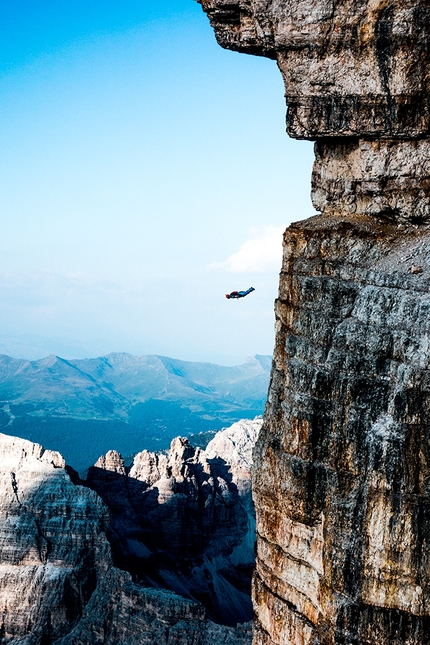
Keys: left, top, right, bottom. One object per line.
{"left": 87, "top": 418, "right": 262, "bottom": 627}
{"left": 198, "top": 0, "right": 430, "bottom": 644}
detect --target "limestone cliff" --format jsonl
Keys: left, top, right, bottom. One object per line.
{"left": 0, "top": 430, "right": 255, "bottom": 644}
{"left": 199, "top": 0, "right": 429, "bottom": 139}
{"left": 255, "top": 219, "right": 430, "bottom": 645}
{"left": 198, "top": 1, "right": 430, "bottom": 643}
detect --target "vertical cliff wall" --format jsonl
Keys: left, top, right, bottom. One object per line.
{"left": 198, "top": 1, "right": 430, "bottom": 643}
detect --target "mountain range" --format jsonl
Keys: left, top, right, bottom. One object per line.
{"left": 0, "top": 352, "right": 271, "bottom": 471}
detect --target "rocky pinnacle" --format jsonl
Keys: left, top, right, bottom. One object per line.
{"left": 0, "top": 428, "right": 256, "bottom": 644}
{"left": 198, "top": 1, "right": 430, "bottom": 644}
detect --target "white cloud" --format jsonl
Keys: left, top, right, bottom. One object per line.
{"left": 207, "top": 226, "right": 284, "bottom": 273}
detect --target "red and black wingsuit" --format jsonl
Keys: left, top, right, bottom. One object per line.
{"left": 225, "top": 287, "right": 255, "bottom": 299}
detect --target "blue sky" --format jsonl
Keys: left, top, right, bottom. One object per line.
{"left": 0, "top": 0, "right": 314, "bottom": 365}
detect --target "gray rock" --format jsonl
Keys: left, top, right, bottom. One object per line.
{"left": 197, "top": 0, "right": 430, "bottom": 643}
{"left": 0, "top": 430, "right": 255, "bottom": 644}
{"left": 198, "top": 0, "right": 430, "bottom": 224}
{"left": 253, "top": 217, "right": 430, "bottom": 644}
{"left": 54, "top": 568, "right": 252, "bottom": 645}
{"left": 87, "top": 418, "right": 263, "bottom": 627}
{"left": 198, "top": 0, "right": 430, "bottom": 140}
{"left": 0, "top": 432, "right": 111, "bottom": 643}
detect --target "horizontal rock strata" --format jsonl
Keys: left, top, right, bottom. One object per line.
{"left": 312, "top": 139, "right": 430, "bottom": 224}
{"left": 253, "top": 215, "right": 430, "bottom": 644}
{"left": 198, "top": 0, "right": 430, "bottom": 139}
{"left": 0, "top": 433, "right": 110, "bottom": 643}
{"left": 198, "top": 0, "right": 430, "bottom": 643}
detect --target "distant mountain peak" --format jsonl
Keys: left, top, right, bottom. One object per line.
{"left": 0, "top": 351, "right": 271, "bottom": 472}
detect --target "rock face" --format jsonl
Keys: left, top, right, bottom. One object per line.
{"left": 0, "top": 432, "right": 110, "bottom": 643}
{"left": 0, "top": 430, "right": 254, "bottom": 644}
{"left": 254, "top": 219, "right": 430, "bottom": 645}
{"left": 197, "top": 1, "right": 430, "bottom": 644}
{"left": 199, "top": 0, "right": 430, "bottom": 221}
{"left": 87, "top": 417, "right": 262, "bottom": 627}
{"left": 198, "top": 0, "right": 430, "bottom": 140}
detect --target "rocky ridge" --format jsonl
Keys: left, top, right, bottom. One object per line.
{"left": 87, "top": 417, "right": 262, "bottom": 626}
{"left": 197, "top": 1, "right": 430, "bottom": 644}
{"left": 0, "top": 419, "right": 261, "bottom": 643}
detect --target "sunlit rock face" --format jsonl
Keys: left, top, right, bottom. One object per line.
{"left": 254, "top": 218, "right": 430, "bottom": 644}
{"left": 312, "top": 139, "right": 430, "bottom": 224}
{"left": 0, "top": 432, "right": 110, "bottom": 642}
{"left": 199, "top": 0, "right": 430, "bottom": 225}
{"left": 198, "top": 0, "right": 430, "bottom": 643}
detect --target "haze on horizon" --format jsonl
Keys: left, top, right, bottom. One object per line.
{"left": 0, "top": 0, "right": 314, "bottom": 366}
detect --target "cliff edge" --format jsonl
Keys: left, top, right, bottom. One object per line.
{"left": 198, "top": 1, "right": 430, "bottom": 644}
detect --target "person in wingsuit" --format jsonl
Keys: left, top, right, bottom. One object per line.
{"left": 225, "top": 287, "right": 255, "bottom": 299}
